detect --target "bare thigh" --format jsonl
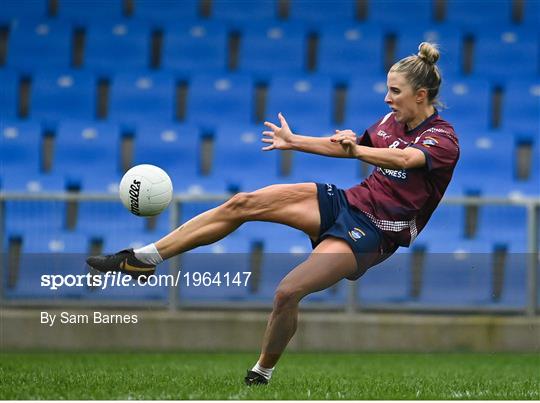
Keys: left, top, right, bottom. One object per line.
{"left": 241, "top": 182, "right": 320, "bottom": 239}
{"left": 277, "top": 236, "right": 358, "bottom": 299}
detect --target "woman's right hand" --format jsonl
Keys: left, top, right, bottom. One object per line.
{"left": 262, "top": 113, "right": 294, "bottom": 151}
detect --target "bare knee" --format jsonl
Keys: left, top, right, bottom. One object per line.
{"left": 273, "top": 284, "right": 302, "bottom": 313}
{"left": 220, "top": 192, "right": 254, "bottom": 219}
{"left": 221, "top": 190, "right": 270, "bottom": 221}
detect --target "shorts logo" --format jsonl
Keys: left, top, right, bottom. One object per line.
{"left": 348, "top": 227, "right": 366, "bottom": 242}
{"left": 326, "top": 183, "right": 334, "bottom": 196}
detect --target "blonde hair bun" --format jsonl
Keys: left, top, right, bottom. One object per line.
{"left": 418, "top": 42, "right": 440, "bottom": 65}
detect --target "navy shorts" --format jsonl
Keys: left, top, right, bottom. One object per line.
{"left": 312, "top": 183, "right": 393, "bottom": 280}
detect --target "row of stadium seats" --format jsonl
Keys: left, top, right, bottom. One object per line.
{"left": 3, "top": 224, "right": 530, "bottom": 308}
{"left": 1, "top": 70, "right": 538, "bottom": 134}
{"left": 1, "top": 192, "right": 533, "bottom": 255}
{"left": 2, "top": 119, "right": 539, "bottom": 196}
{"left": 2, "top": 19, "right": 538, "bottom": 79}
{"left": 2, "top": 0, "right": 539, "bottom": 27}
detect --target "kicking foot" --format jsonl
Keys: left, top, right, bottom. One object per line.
{"left": 244, "top": 370, "right": 269, "bottom": 386}
{"left": 86, "top": 249, "right": 155, "bottom": 281}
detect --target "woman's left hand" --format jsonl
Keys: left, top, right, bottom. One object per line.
{"left": 330, "top": 130, "right": 359, "bottom": 158}
{"left": 262, "top": 113, "right": 294, "bottom": 151}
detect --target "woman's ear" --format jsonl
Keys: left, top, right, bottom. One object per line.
{"left": 416, "top": 88, "right": 428, "bottom": 104}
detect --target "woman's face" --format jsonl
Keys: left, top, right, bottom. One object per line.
{"left": 384, "top": 71, "right": 421, "bottom": 126}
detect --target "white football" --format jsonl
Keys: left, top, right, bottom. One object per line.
{"left": 119, "top": 164, "right": 173, "bottom": 216}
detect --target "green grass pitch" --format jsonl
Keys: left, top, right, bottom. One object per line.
{"left": 0, "top": 352, "right": 538, "bottom": 399}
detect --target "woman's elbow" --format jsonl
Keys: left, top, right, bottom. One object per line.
{"left": 395, "top": 155, "right": 410, "bottom": 170}
{"left": 401, "top": 151, "right": 426, "bottom": 170}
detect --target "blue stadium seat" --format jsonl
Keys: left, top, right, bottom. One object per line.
{"left": 394, "top": 25, "right": 464, "bottom": 77}
{"left": 445, "top": 0, "right": 511, "bottom": 28}
{"left": 19, "top": 229, "right": 89, "bottom": 253}
{"left": 476, "top": 205, "right": 528, "bottom": 251}
{"left": 161, "top": 22, "right": 228, "bottom": 74}
{"left": 57, "top": 0, "right": 124, "bottom": 23}
{"left": 0, "top": 121, "right": 68, "bottom": 205}
{"left": 132, "top": 0, "right": 199, "bottom": 23}
{"left": 5, "top": 199, "right": 66, "bottom": 234}
{"left": 414, "top": 203, "right": 464, "bottom": 242}
{"left": 266, "top": 74, "right": 334, "bottom": 129}
{"left": 186, "top": 73, "right": 253, "bottom": 126}
{"left": 427, "top": 231, "right": 495, "bottom": 252}
{"left": 522, "top": 0, "right": 540, "bottom": 26}
{"left": 0, "top": 0, "right": 48, "bottom": 23}
{"left": 0, "top": 117, "right": 64, "bottom": 195}
{"left": 84, "top": 21, "right": 151, "bottom": 74}
{"left": 0, "top": 70, "right": 19, "bottom": 120}
{"left": 211, "top": 0, "right": 276, "bottom": 25}
{"left": 4, "top": 231, "right": 90, "bottom": 299}
{"left": 238, "top": 22, "right": 307, "bottom": 78}
{"left": 419, "top": 251, "right": 492, "bottom": 305}
{"left": 474, "top": 131, "right": 538, "bottom": 197}
{"left": 343, "top": 74, "right": 390, "bottom": 131}
{"left": 502, "top": 80, "right": 540, "bottom": 135}
{"left": 109, "top": 71, "right": 175, "bottom": 126}
{"left": 318, "top": 24, "right": 385, "bottom": 79}
{"left": 450, "top": 130, "right": 515, "bottom": 196}
{"left": 289, "top": 0, "right": 356, "bottom": 26}
{"left": 368, "top": 0, "right": 433, "bottom": 26}
{"left": 133, "top": 123, "right": 201, "bottom": 193}
{"left": 53, "top": 120, "right": 121, "bottom": 192}
{"left": 438, "top": 77, "right": 491, "bottom": 132}
{"left": 0, "top": 120, "right": 41, "bottom": 178}
{"left": 6, "top": 20, "right": 72, "bottom": 72}
{"left": 210, "top": 124, "right": 280, "bottom": 192}
{"left": 1, "top": 174, "right": 66, "bottom": 192}
{"left": 418, "top": 238, "right": 525, "bottom": 307}
{"left": 473, "top": 28, "right": 539, "bottom": 81}
{"left": 357, "top": 250, "right": 410, "bottom": 304}
{"left": 31, "top": 70, "right": 96, "bottom": 123}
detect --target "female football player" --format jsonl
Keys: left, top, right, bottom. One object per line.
{"left": 87, "top": 42, "right": 459, "bottom": 385}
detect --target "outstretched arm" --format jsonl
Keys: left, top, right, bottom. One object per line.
{"left": 262, "top": 113, "right": 426, "bottom": 170}
{"left": 262, "top": 113, "right": 354, "bottom": 158}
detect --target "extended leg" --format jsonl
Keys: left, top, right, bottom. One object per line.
{"left": 87, "top": 183, "right": 322, "bottom": 277}
{"left": 155, "top": 183, "right": 321, "bottom": 259}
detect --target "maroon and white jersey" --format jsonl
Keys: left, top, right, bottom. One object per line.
{"left": 345, "top": 111, "right": 460, "bottom": 247}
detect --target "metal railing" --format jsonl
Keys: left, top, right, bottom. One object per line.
{"left": 0, "top": 192, "right": 538, "bottom": 316}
